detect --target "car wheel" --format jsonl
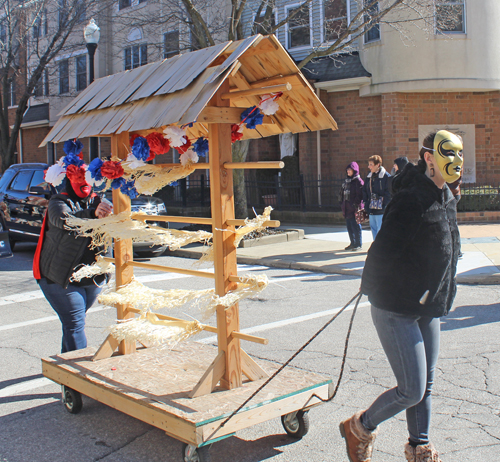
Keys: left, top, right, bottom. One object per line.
{"left": 134, "top": 247, "right": 167, "bottom": 258}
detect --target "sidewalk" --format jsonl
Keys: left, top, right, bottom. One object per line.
{"left": 171, "top": 223, "right": 500, "bottom": 285}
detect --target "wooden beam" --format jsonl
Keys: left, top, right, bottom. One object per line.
{"left": 224, "top": 161, "right": 284, "bottom": 169}
{"left": 132, "top": 214, "right": 213, "bottom": 226}
{"left": 241, "top": 349, "right": 269, "bottom": 380}
{"left": 221, "top": 83, "right": 292, "bottom": 101}
{"left": 226, "top": 219, "right": 280, "bottom": 227}
{"left": 247, "top": 74, "right": 304, "bottom": 90}
{"left": 189, "top": 352, "right": 226, "bottom": 398}
{"left": 111, "top": 132, "right": 136, "bottom": 356}
{"left": 197, "top": 107, "right": 272, "bottom": 124}
{"left": 232, "top": 332, "right": 268, "bottom": 345}
{"left": 209, "top": 79, "right": 242, "bottom": 390}
{"left": 92, "top": 334, "right": 120, "bottom": 361}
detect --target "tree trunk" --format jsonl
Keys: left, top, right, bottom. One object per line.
{"left": 232, "top": 139, "right": 250, "bottom": 218}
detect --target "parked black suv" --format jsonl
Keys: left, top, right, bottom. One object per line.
{"left": 0, "top": 163, "right": 169, "bottom": 257}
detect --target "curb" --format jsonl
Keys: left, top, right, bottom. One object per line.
{"left": 168, "top": 248, "right": 500, "bottom": 285}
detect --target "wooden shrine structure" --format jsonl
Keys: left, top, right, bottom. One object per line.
{"left": 41, "top": 34, "right": 338, "bottom": 456}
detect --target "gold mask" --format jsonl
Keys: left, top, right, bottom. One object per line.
{"left": 433, "top": 130, "right": 463, "bottom": 182}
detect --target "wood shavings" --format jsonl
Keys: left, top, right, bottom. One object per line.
{"left": 109, "top": 312, "right": 203, "bottom": 346}
{"left": 70, "top": 256, "right": 115, "bottom": 282}
{"left": 64, "top": 213, "right": 212, "bottom": 250}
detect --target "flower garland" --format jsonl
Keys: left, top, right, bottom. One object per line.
{"left": 45, "top": 93, "right": 282, "bottom": 198}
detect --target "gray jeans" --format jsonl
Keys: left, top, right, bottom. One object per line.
{"left": 362, "top": 305, "right": 441, "bottom": 445}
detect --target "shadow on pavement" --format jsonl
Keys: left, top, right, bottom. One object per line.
{"left": 441, "top": 303, "right": 500, "bottom": 331}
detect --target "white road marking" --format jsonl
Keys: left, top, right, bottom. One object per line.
{"left": 198, "top": 300, "right": 370, "bottom": 344}
{"left": 0, "top": 377, "right": 54, "bottom": 398}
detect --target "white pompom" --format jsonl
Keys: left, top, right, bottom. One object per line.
{"left": 180, "top": 149, "right": 199, "bottom": 166}
{"left": 259, "top": 95, "right": 280, "bottom": 115}
{"left": 124, "top": 153, "right": 147, "bottom": 170}
{"left": 163, "top": 126, "right": 187, "bottom": 147}
{"left": 45, "top": 164, "right": 66, "bottom": 186}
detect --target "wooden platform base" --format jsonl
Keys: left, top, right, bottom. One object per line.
{"left": 42, "top": 342, "right": 331, "bottom": 447}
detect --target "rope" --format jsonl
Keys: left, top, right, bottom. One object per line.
{"left": 204, "top": 291, "right": 363, "bottom": 443}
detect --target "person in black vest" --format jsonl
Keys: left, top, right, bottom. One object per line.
{"left": 340, "top": 161, "right": 364, "bottom": 251}
{"left": 33, "top": 162, "right": 112, "bottom": 353}
{"left": 339, "top": 130, "right": 463, "bottom": 462}
{"left": 362, "top": 155, "right": 391, "bottom": 239}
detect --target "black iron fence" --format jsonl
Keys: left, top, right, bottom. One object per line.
{"left": 160, "top": 174, "right": 500, "bottom": 213}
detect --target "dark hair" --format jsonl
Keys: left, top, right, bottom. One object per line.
{"left": 417, "top": 132, "right": 436, "bottom": 174}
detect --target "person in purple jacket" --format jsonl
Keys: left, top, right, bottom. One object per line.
{"left": 340, "top": 162, "right": 364, "bottom": 251}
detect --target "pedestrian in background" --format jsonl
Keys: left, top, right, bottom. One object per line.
{"left": 362, "top": 155, "right": 391, "bottom": 239}
{"left": 33, "top": 161, "right": 113, "bottom": 353}
{"left": 340, "top": 162, "right": 364, "bottom": 251}
{"left": 389, "top": 156, "right": 409, "bottom": 196}
{"left": 339, "top": 130, "right": 463, "bottom": 462}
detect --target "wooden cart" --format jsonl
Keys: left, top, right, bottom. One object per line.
{"left": 40, "top": 34, "right": 337, "bottom": 461}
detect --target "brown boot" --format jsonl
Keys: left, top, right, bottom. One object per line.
{"left": 339, "top": 410, "right": 378, "bottom": 462}
{"left": 415, "top": 443, "right": 442, "bottom": 462}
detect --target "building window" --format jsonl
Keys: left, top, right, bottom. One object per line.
{"left": 119, "top": 0, "right": 132, "bottom": 10}
{"left": 0, "top": 20, "right": 7, "bottom": 44}
{"left": 76, "top": 55, "right": 87, "bottom": 91}
{"left": 33, "top": 10, "right": 47, "bottom": 39}
{"left": 324, "top": 0, "right": 348, "bottom": 42}
{"left": 124, "top": 44, "right": 147, "bottom": 70}
{"left": 34, "top": 69, "right": 49, "bottom": 97}
{"left": 163, "top": 31, "right": 179, "bottom": 59}
{"left": 285, "top": 4, "right": 311, "bottom": 49}
{"left": 8, "top": 81, "right": 16, "bottom": 106}
{"left": 364, "top": 0, "right": 380, "bottom": 42}
{"left": 58, "top": 0, "right": 67, "bottom": 27}
{"left": 436, "top": 0, "right": 465, "bottom": 33}
{"left": 59, "top": 59, "right": 69, "bottom": 94}
{"left": 253, "top": 8, "right": 276, "bottom": 35}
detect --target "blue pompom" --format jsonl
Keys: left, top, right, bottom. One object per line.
{"left": 111, "top": 177, "right": 126, "bottom": 190}
{"left": 88, "top": 158, "right": 104, "bottom": 180}
{"left": 131, "top": 136, "right": 150, "bottom": 162}
{"left": 193, "top": 137, "right": 209, "bottom": 157}
{"left": 120, "top": 180, "right": 138, "bottom": 199}
{"left": 241, "top": 106, "right": 264, "bottom": 130}
{"left": 170, "top": 181, "right": 179, "bottom": 187}
{"left": 63, "top": 152, "right": 85, "bottom": 167}
{"left": 63, "top": 139, "right": 84, "bottom": 157}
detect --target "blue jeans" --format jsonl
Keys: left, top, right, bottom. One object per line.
{"left": 346, "top": 217, "right": 362, "bottom": 247}
{"left": 362, "top": 306, "right": 441, "bottom": 445}
{"left": 369, "top": 214, "right": 383, "bottom": 239}
{"left": 38, "top": 278, "right": 102, "bottom": 353}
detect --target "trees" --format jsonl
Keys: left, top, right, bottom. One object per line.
{"left": 0, "top": 0, "right": 103, "bottom": 171}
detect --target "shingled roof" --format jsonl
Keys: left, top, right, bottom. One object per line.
{"left": 41, "top": 35, "right": 337, "bottom": 147}
{"left": 301, "top": 52, "right": 371, "bottom": 83}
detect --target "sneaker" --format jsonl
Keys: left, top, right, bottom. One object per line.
{"left": 351, "top": 246, "right": 362, "bottom": 251}
{"left": 345, "top": 244, "right": 354, "bottom": 250}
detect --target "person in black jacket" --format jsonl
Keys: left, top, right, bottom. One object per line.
{"left": 34, "top": 163, "right": 112, "bottom": 353}
{"left": 340, "top": 161, "right": 364, "bottom": 251}
{"left": 362, "top": 155, "right": 391, "bottom": 240}
{"left": 388, "top": 156, "right": 409, "bottom": 196}
{"left": 339, "top": 131, "right": 463, "bottom": 462}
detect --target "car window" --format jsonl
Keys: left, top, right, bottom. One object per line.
{"left": 30, "top": 170, "right": 51, "bottom": 192}
{"left": 9, "top": 170, "right": 33, "bottom": 192}
{"left": 0, "top": 170, "right": 15, "bottom": 192}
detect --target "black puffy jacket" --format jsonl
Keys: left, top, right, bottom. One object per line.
{"left": 360, "top": 164, "right": 460, "bottom": 318}
{"left": 39, "top": 193, "right": 102, "bottom": 288}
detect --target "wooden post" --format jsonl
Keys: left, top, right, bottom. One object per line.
{"left": 111, "top": 132, "right": 136, "bottom": 356}
{"left": 209, "top": 80, "right": 242, "bottom": 390}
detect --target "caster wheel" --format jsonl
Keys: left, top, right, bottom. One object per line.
{"left": 281, "top": 410, "right": 310, "bottom": 439}
{"left": 182, "top": 443, "right": 211, "bottom": 462}
{"left": 61, "top": 385, "right": 83, "bottom": 414}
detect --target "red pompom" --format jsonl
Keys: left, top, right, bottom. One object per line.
{"left": 77, "top": 152, "right": 84, "bottom": 160}
{"left": 66, "top": 164, "right": 87, "bottom": 183}
{"left": 231, "top": 124, "right": 244, "bottom": 143}
{"left": 101, "top": 161, "right": 124, "bottom": 179}
{"left": 146, "top": 132, "right": 171, "bottom": 157}
{"left": 129, "top": 134, "right": 140, "bottom": 146}
{"left": 176, "top": 138, "right": 192, "bottom": 154}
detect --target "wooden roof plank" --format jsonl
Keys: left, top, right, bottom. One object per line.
{"left": 39, "top": 116, "right": 73, "bottom": 146}
{"left": 61, "top": 75, "right": 115, "bottom": 116}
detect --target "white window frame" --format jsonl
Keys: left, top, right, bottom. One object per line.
{"left": 363, "top": 0, "right": 381, "bottom": 44}
{"left": 124, "top": 43, "right": 148, "bottom": 70}
{"left": 321, "top": 0, "right": 350, "bottom": 45}
{"left": 435, "top": 0, "right": 466, "bottom": 34}
{"left": 252, "top": 7, "right": 278, "bottom": 35}
{"left": 163, "top": 30, "right": 180, "bottom": 59}
{"left": 285, "top": 2, "right": 313, "bottom": 51}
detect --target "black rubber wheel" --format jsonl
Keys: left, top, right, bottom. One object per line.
{"left": 181, "top": 443, "right": 211, "bottom": 462}
{"left": 62, "top": 385, "right": 83, "bottom": 414}
{"left": 281, "top": 410, "right": 310, "bottom": 439}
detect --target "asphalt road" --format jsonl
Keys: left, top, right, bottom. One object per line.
{"left": 1, "top": 243, "right": 499, "bottom": 462}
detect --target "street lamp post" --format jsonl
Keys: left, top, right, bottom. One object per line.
{"left": 84, "top": 19, "right": 100, "bottom": 160}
